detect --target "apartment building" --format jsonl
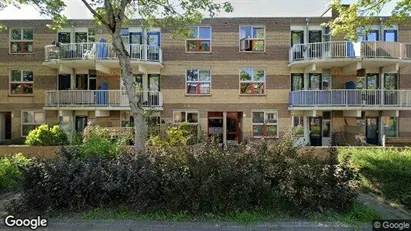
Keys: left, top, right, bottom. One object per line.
{"left": 0, "top": 11, "right": 410, "bottom": 146}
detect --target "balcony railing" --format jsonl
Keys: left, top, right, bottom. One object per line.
{"left": 44, "top": 43, "right": 162, "bottom": 63}
{"left": 290, "top": 41, "right": 411, "bottom": 63}
{"left": 289, "top": 89, "right": 411, "bottom": 107}
{"left": 45, "top": 90, "right": 163, "bottom": 108}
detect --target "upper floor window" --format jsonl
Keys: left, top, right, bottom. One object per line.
{"left": 239, "top": 26, "right": 265, "bottom": 52}
{"left": 58, "top": 28, "right": 96, "bottom": 43}
{"left": 239, "top": 68, "right": 265, "bottom": 95}
{"left": 10, "top": 28, "right": 33, "bottom": 54}
{"left": 252, "top": 110, "right": 279, "bottom": 138}
{"left": 173, "top": 111, "right": 199, "bottom": 124}
{"left": 291, "top": 73, "right": 304, "bottom": 91}
{"left": 186, "top": 69, "right": 211, "bottom": 95}
{"left": 186, "top": 26, "right": 211, "bottom": 52}
{"left": 384, "top": 30, "right": 397, "bottom": 42}
{"left": 10, "top": 70, "right": 33, "bottom": 95}
{"left": 21, "top": 110, "right": 45, "bottom": 137}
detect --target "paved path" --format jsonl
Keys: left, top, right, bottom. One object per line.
{"left": 0, "top": 220, "right": 371, "bottom": 231}
{"left": 358, "top": 193, "right": 411, "bottom": 219}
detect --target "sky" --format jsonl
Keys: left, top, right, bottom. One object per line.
{"left": 0, "top": 0, "right": 401, "bottom": 20}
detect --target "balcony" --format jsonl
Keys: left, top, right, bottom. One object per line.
{"left": 43, "top": 43, "right": 162, "bottom": 73}
{"left": 44, "top": 90, "right": 163, "bottom": 110}
{"left": 289, "top": 41, "right": 411, "bottom": 69}
{"left": 289, "top": 89, "right": 411, "bottom": 110}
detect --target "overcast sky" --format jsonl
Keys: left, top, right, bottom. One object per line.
{"left": 0, "top": 0, "right": 400, "bottom": 20}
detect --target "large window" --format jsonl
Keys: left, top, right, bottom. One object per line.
{"left": 252, "top": 110, "right": 279, "bottom": 138}
{"left": 186, "top": 69, "right": 211, "bottom": 95}
{"left": 10, "top": 28, "right": 33, "bottom": 54}
{"left": 173, "top": 111, "right": 199, "bottom": 124}
{"left": 239, "top": 26, "right": 265, "bottom": 52}
{"left": 239, "top": 68, "right": 265, "bottom": 95}
{"left": 10, "top": 70, "right": 33, "bottom": 95}
{"left": 186, "top": 26, "right": 211, "bottom": 52}
{"left": 383, "top": 117, "right": 398, "bottom": 138}
{"left": 21, "top": 110, "right": 45, "bottom": 137}
{"left": 291, "top": 73, "right": 304, "bottom": 91}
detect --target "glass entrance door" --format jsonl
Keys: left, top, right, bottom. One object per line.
{"left": 322, "top": 119, "right": 331, "bottom": 146}
{"left": 226, "top": 112, "right": 242, "bottom": 144}
{"left": 366, "top": 117, "right": 379, "bottom": 145}
{"left": 309, "top": 117, "right": 322, "bottom": 146}
{"left": 75, "top": 116, "right": 88, "bottom": 133}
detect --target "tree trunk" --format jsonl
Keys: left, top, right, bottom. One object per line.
{"left": 112, "top": 35, "right": 146, "bottom": 155}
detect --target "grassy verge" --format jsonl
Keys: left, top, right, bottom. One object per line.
{"left": 70, "top": 201, "right": 380, "bottom": 225}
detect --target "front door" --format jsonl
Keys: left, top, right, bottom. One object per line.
{"left": 208, "top": 112, "right": 224, "bottom": 143}
{"left": 75, "top": 116, "right": 88, "bottom": 133}
{"left": 147, "top": 32, "right": 161, "bottom": 61}
{"left": 309, "top": 117, "right": 322, "bottom": 146}
{"left": 322, "top": 119, "right": 331, "bottom": 146}
{"left": 226, "top": 112, "right": 242, "bottom": 144}
{"left": 366, "top": 117, "right": 379, "bottom": 145}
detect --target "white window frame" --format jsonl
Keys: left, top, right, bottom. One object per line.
{"left": 239, "top": 68, "right": 266, "bottom": 95}
{"left": 186, "top": 26, "right": 212, "bottom": 53}
{"left": 9, "top": 28, "right": 34, "bottom": 54}
{"left": 173, "top": 111, "right": 199, "bottom": 125}
{"left": 21, "top": 110, "right": 45, "bottom": 137}
{"left": 251, "top": 110, "right": 279, "bottom": 138}
{"left": 186, "top": 69, "right": 212, "bottom": 95}
{"left": 239, "top": 25, "right": 266, "bottom": 52}
{"left": 9, "top": 70, "right": 34, "bottom": 95}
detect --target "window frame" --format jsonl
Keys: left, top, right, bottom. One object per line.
{"left": 9, "top": 70, "right": 34, "bottom": 96}
{"left": 173, "top": 111, "right": 200, "bottom": 125}
{"left": 185, "top": 68, "right": 212, "bottom": 95}
{"left": 291, "top": 73, "right": 304, "bottom": 91}
{"left": 239, "top": 25, "right": 266, "bottom": 52}
{"left": 383, "top": 116, "right": 398, "bottom": 138}
{"left": 239, "top": 68, "right": 266, "bottom": 95}
{"left": 251, "top": 110, "right": 279, "bottom": 139}
{"left": 186, "top": 26, "right": 212, "bottom": 53}
{"left": 21, "top": 110, "right": 45, "bottom": 137}
{"left": 9, "top": 28, "right": 34, "bottom": 54}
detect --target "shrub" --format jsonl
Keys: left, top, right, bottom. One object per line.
{"left": 339, "top": 148, "right": 411, "bottom": 208}
{"left": 0, "top": 154, "right": 31, "bottom": 193}
{"left": 25, "top": 124, "right": 69, "bottom": 146}
{"left": 79, "top": 126, "right": 123, "bottom": 159}
{"left": 149, "top": 122, "right": 194, "bottom": 148}
{"left": 9, "top": 136, "right": 358, "bottom": 215}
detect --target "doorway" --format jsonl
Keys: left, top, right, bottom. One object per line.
{"left": 75, "top": 116, "right": 88, "bottom": 133}
{"left": 309, "top": 30, "right": 322, "bottom": 58}
{"left": 207, "top": 112, "right": 242, "bottom": 144}
{"left": 226, "top": 112, "right": 242, "bottom": 144}
{"left": 366, "top": 117, "right": 379, "bottom": 145}
{"left": 208, "top": 112, "right": 223, "bottom": 143}
{"left": 147, "top": 32, "right": 161, "bottom": 61}
{"left": 309, "top": 117, "right": 322, "bottom": 146}
{"left": 0, "top": 112, "right": 11, "bottom": 142}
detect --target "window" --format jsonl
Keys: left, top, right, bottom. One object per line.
{"left": 21, "top": 110, "right": 45, "bottom": 137}
{"left": 384, "top": 30, "right": 397, "bottom": 42}
{"left": 239, "top": 26, "right": 265, "bottom": 52}
{"left": 173, "top": 111, "right": 199, "bottom": 124}
{"left": 239, "top": 68, "right": 265, "bottom": 95}
{"left": 10, "top": 28, "right": 33, "bottom": 54}
{"left": 186, "top": 26, "right": 211, "bottom": 52}
{"left": 383, "top": 117, "right": 398, "bottom": 138}
{"left": 186, "top": 69, "right": 211, "bottom": 95}
{"left": 291, "top": 73, "right": 304, "bottom": 91}
{"left": 9, "top": 70, "right": 33, "bottom": 95}
{"left": 252, "top": 110, "right": 278, "bottom": 138}
{"left": 292, "top": 116, "right": 304, "bottom": 137}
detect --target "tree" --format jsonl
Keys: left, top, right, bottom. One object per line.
{"left": 325, "top": 0, "right": 410, "bottom": 40}
{"left": 1, "top": 0, "right": 233, "bottom": 154}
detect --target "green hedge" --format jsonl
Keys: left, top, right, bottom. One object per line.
{"left": 25, "top": 124, "right": 69, "bottom": 146}
{"left": 339, "top": 148, "right": 411, "bottom": 208}
{"left": 0, "top": 154, "right": 31, "bottom": 193}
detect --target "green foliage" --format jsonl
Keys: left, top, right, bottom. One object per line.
{"left": 149, "top": 122, "right": 194, "bottom": 148}
{"left": 339, "top": 148, "right": 411, "bottom": 208}
{"left": 25, "top": 124, "right": 69, "bottom": 146}
{"left": 79, "top": 126, "right": 123, "bottom": 159}
{"left": 0, "top": 153, "right": 31, "bottom": 193}
{"left": 9, "top": 137, "right": 358, "bottom": 215}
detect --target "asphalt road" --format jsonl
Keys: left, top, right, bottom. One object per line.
{"left": 0, "top": 220, "right": 372, "bottom": 231}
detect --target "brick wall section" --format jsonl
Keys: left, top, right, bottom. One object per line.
{"left": 0, "top": 145, "right": 62, "bottom": 159}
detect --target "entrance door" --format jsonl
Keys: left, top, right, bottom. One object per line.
{"left": 309, "top": 30, "right": 322, "bottom": 58}
{"left": 5, "top": 112, "right": 11, "bottom": 140}
{"left": 208, "top": 112, "right": 223, "bottom": 143}
{"left": 75, "top": 116, "right": 88, "bottom": 133}
{"left": 322, "top": 119, "right": 331, "bottom": 146}
{"left": 309, "top": 117, "right": 322, "bottom": 146}
{"left": 147, "top": 32, "right": 161, "bottom": 61}
{"left": 226, "top": 112, "right": 242, "bottom": 144}
{"left": 366, "top": 117, "right": 379, "bottom": 145}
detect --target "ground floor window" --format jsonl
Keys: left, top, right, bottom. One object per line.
{"left": 21, "top": 110, "right": 45, "bottom": 137}
{"left": 252, "top": 110, "right": 278, "bottom": 138}
{"left": 292, "top": 116, "right": 304, "bottom": 137}
{"left": 383, "top": 116, "right": 398, "bottom": 138}
{"left": 173, "top": 111, "right": 199, "bottom": 124}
